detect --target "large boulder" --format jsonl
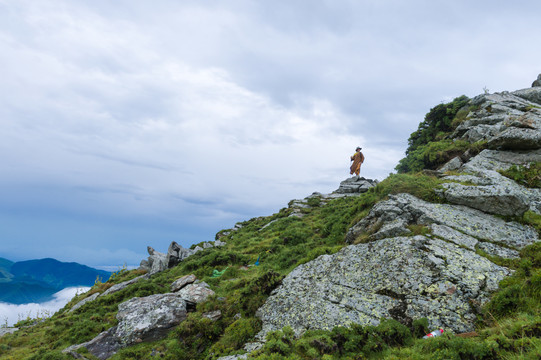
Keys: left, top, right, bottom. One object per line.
{"left": 256, "top": 235, "right": 511, "bottom": 340}
{"left": 146, "top": 247, "right": 168, "bottom": 275}
{"left": 333, "top": 177, "right": 378, "bottom": 195}
{"left": 65, "top": 294, "right": 188, "bottom": 359}
{"left": 438, "top": 170, "right": 539, "bottom": 216}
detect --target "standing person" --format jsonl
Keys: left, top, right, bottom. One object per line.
{"left": 350, "top": 147, "right": 365, "bottom": 177}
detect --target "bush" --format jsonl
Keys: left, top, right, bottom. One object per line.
{"left": 405, "top": 95, "right": 470, "bottom": 155}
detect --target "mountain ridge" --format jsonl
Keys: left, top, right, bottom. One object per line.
{"left": 0, "top": 257, "right": 110, "bottom": 304}
{"left": 1, "top": 76, "right": 541, "bottom": 359}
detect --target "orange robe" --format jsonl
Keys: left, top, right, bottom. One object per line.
{"left": 350, "top": 151, "right": 364, "bottom": 175}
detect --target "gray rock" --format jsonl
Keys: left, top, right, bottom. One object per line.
{"left": 513, "top": 86, "right": 541, "bottom": 105}
{"left": 202, "top": 310, "right": 222, "bottom": 321}
{"left": 214, "top": 240, "right": 226, "bottom": 247}
{"left": 70, "top": 292, "right": 100, "bottom": 313}
{"left": 347, "top": 193, "right": 538, "bottom": 250}
{"left": 66, "top": 294, "right": 188, "bottom": 359}
{"left": 170, "top": 274, "right": 197, "bottom": 292}
{"left": 216, "top": 355, "right": 248, "bottom": 360}
{"left": 176, "top": 281, "right": 215, "bottom": 303}
{"left": 429, "top": 224, "right": 478, "bottom": 250}
{"left": 116, "top": 294, "right": 187, "bottom": 344}
{"left": 100, "top": 274, "right": 149, "bottom": 298}
{"left": 167, "top": 241, "right": 194, "bottom": 267}
{"left": 438, "top": 156, "right": 463, "bottom": 172}
{"left": 464, "top": 149, "right": 541, "bottom": 172}
{"left": 334, "top": 177, "right": 378, "bottom": 195}
{"left": 255, "top": 236, "right": 511, "bottom": 340}
{"left": 147, "top": 247, "right": 168, "bottom": 275}
{"left": 532, "top": 74, "right": 541, "bottom": 87}
{"left": 487, "top": 127, "right": 541, "bottom": 150}
{"left": 477, "top": 242, "right": 520, "bottom": 259}
{"left": 203, "top": 242, "right": 214, "bottom": 249}
{"left": 438, "top": 170, "right": 534, "bottom": 216}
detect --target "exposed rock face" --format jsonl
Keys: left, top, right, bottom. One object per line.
{"left": 145, "top": 247, "right": 169, "bottom": 274}
{"left": 70, "top": 292, "right": 100, "bottom": 313}
{"left": 532, "top": 74, "right": 541, "bottom": 87}
{"left": 438, "top": 170, "right": 539, "bottom": 216}
{"left": 346, "top": 193, "right": 538, "bottom": 250}
{"left": 115, "top": 294, "right": 188, "bottom": 344}
{"left": 139, "top": 240, "right": 226, "bottom": 274}
{"left": 100, "top": 274, "right": 149, "bottom": 298}
{"left": 170, "top": 274, "right": 197, "bottom": 292}
{"left": 255, "top": 189, "right": 538, "bottom": 341}
{"left": 175, "top": 281, "right": 215, "bottom": 303}
{"left": 333, "top": 177, "right": 378, "bottom": 195}
{"left": 452, "top": 89, "right": 541, "bottom": 150}
{"left": 256, "top": 235, "right": 511, "bottom": 339}
{"left": 65, "top": 294, "right": 188, "bottom": 359}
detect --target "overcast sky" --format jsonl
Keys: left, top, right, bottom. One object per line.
{"left": 1, "top": 0, "right": 540, "bottom": 269}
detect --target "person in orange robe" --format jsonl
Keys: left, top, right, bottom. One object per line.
{"left": 350, "top": 147, "right": 365, "bottom": 176}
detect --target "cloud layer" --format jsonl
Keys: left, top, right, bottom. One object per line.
{"left": 0, "top": 287, "right": 90, "bottom": 327}
{"left": 1, "top": 0, "right": 540, "bottom": 267}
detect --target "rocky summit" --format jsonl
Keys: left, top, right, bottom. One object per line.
{"left": 253, "top": 81, "right": 541, "bottom": 349}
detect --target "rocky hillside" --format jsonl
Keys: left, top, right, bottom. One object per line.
{"left": 1, "top": 78, "right": 541, "bottom": 360}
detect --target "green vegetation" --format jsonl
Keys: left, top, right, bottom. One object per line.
{"left": 499, "top": 162, "right": 541, "bottom": 188}
{"left": 395, "top": 95, "right": 490, "bottom": 173}
{"left": 2, "top": 95, "right": 541, "bottom": 359}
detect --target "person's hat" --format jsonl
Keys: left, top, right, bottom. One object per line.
{"left": 356, "top": 147, "right": 362, "bottom": 151}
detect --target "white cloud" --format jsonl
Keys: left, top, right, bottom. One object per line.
{"left": 0, "top": 287, "right": 90, "bottom": 327}
{"left": 1, "top": 0, "right": 541, "bottom": 266}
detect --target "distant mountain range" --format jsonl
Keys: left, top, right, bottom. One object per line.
{"left": 0, "top": 257, "right": 110, "bottom": 304}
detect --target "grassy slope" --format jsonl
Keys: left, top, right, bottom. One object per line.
{"left": 1, "top": 96, "right": 541, "bottom": 359}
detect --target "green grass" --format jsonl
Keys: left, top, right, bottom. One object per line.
{"left": 499, "top": 162, "right": 541, "bottom": 189}
{"left": 1, "top": 92, "right": 540, "bottom": 359}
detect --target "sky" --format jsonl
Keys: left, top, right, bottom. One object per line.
{"left": 1, "top": 0, "right": 541, "bottom": 269}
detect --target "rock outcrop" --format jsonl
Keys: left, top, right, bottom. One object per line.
{"left": 452, "top": 88, "right": 541, "bottom": 150}
{"left": 65, "top": 274, "right": 214, "bottom": 359}
{"left": 139, "top": 240, "right": 226, "bottom": 274}
{"left": 65, "top": 294, "right": 188, "bottom": 360}
{"left": 252, "top": 83, "right": 541, "bottom": 346}
{"left": 256, "top": 236, "right": 511, "bottom": 339}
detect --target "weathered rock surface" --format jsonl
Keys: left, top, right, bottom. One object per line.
{"left": 139, "top": 240, "right": 226, "bottom": 274}
{"left": 532, "top": 74, "right": 541, "bottom": 87}
{"left": 146, "top": 247, "right": 169, "bottom": 274}
{"left": 256, "top": 235, "right": 511, "bottom": 340}
{"left": 333, "top": 176, "right": 378, "bottom": 195}
{"left": 65, "top": 294, "right": 188, "bottom": 359}
{"left": 452, "top": 89, "right": 541, "bottom": 150}
{"left": 462, "top": 149, "right": 541, "bottom": 172}
{"left": 170, "top": 274, "right": 197, "bottom": 292}
{"left": 175, "top": 281, "right": 215, "bottom": 303}
{"left": 100, "top": 274, "right": 149, "bottom": 298}
{"left": 438, "top": 170, "right": 538, "bottom": 216}
{"left": 70, "top": 292, "right": 100, "bottom": 313}
{"left": 346, "top": 193, "right": 538, "bottom": 250}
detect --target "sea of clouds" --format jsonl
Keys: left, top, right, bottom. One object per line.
{"left": 0, "top": 287, "right": 90, "bottom": 327}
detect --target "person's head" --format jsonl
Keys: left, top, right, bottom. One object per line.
{"left": 356, "top": 147, "right": 362, "bottom": 152}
